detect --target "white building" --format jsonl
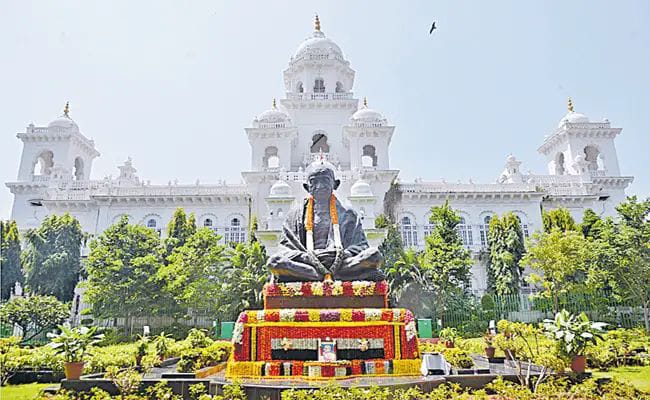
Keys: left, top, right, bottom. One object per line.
{"left": 6, "top": 16, "right": 633, "bottom": 302}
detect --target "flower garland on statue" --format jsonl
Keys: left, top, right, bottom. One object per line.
{"left": 305, "top": 194, "right": 344, "bottom": 278}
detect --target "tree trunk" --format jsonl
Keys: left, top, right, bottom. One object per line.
{"left": 643, "top": 300, "right": 650, "bottom": 332}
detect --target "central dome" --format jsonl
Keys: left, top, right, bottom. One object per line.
{"left": 292, "top": 15, "right": 345, "bottom": 62}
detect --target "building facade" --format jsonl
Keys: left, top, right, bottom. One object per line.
{"left": 6, "top": 17, "right": 633, "bottom": 303}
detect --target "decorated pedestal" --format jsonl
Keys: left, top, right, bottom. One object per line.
{"left": 226, "top": 280, "right": 422, "bottom": 380}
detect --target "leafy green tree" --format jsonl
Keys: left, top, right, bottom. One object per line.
{"left": 215, "top": 241, "right": 268, "bottom": 320}
{"left": 163, "top": 208, "right": 197, "bottom": 258}
{"left": 486, "top": 212, "right": 525, "bottom": 296}
{"left": 375, "top": 214, "right": 407, "bottom": 304}
{"left": 22, "top": 213, "right": 84, "bottom": 302}
{"left": 159, "top": 228, "right": 229, "bottom": 313}
{"left": 1, "top": 220, "right": 24, "bottom": 300}
{"left": 84, "top": 216, "right": 174, "bottom": 324}
{"left": 580, "top": 209, "right": 605, "bottom": 239}
{"left": 411, "top": 201, "right": 472, "bottom": 323}
{"left": 523, "top": 229, "right": 595, "bottom": 312}
{"left": 542, "top": 208, "right": 577, "bottom": 233}
{"left": 0, "top": 295, "right": 69, "bottom": 343}
{"left": 600, "top": 196, "right": 650, "bottom": 331}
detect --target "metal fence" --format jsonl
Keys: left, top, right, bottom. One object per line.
{"left": 444, "top": 291, "right": 646, "bottom": 334}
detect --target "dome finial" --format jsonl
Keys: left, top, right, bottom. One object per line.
{"left": 314, "top": 13, "right": 321, "bottom": 32}
{"left": 363, "top": 97, "right": 368, "bottom": 108}
{"left": 567, "top": 97, "right": 574, "bottom": 113}
{"left": 63, "top": 101, "right": 70, "bottom": 117}
{"left": 272, "top": 98, "right": 277, "bottom": 109}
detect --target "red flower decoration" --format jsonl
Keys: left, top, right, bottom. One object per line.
{"left": 381, "top": 309, "right": 393, "bottom": 322}
{"left": 342, "top": 281, "right": 354, "bottom": 296}
{"left": 376, "top": 281, "right": 388, "bottom": 294}
{"left": 294, "top": 310, "right": 309, "bottom": 322}
{"left": 301, "top": 282, "right": 313, "bottom": 297}
{"left": 352, "top": 310, "right": 365, "bottom": 322}
{"left": 265, "top": 311, "right": 280, "bottom": 322}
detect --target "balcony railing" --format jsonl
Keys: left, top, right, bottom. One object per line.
{"left": 286, "top": 92, "right": 353, "bottom": 101}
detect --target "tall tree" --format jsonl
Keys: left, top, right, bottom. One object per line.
{"left": 216, "top": 241, "right": 268, "bottom": 320}
{"left": 411, "top": 201, "right": 472, "bottom": 323}
{"left": 22, "top": 214, "right": 84, "bottom": 302}
{"left": 158, "top": 227, "right": 229, "bottom": 313}
{"left": 486, "top": 212, "right": 525, "bottom": 296}
{"left": 163, "top": 208, "right": 197, "bottom": 258}
{"left": 602, "top": 196, "right": 650, "bottom": 331}
{"left": 0, "top": 220, "right": 24, "bottom": 300}
{"left": 84, "top": 216, "right": 174, "bottom": 324}
{"left": 542, "top": 208, "right": 577, "bottom": 233}
{"left": 580, "top": 209, "right": 605, "bottom": 239}
{"left": 375, "top": 214, "right": 407, "bottom": 304}
{"left": 522, "top": 229, "right": 595, "bottom": 312}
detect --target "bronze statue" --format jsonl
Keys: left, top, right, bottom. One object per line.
{"left": 267, "top": 165, "right": 384, "bottom": 282}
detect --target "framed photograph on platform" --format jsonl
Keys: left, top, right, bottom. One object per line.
{"left": 318, "top": 338, "right": 337, "bottom": 362}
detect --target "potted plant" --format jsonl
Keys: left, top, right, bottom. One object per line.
{"left": 543, "top": 309, "right": 606, "bottom": 374}
{"left": 439, "top": 327, "right": 460, "bottom": 348}
{"left": 495, "top": 319, "right": 522, "bottom": 360}
{"left": 135, "top": 336, "right": 149, "bottom": 366}
{"left": 153, "top": 332, "right": 172, "bottom": 361}
{"left": 483, "top": 330, "right": 496, "bottom": 358}
{"left": 47, "top": 325, "right": 104, "bottom": 380}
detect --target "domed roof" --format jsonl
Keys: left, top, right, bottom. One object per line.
{"left": 558, "top": 98, "right": 590, "bottom": 127}
{"left": 254, "top": 99, "right": 291, "bottom": 128}
{"left": 269, "top": 180, "right": 292, "bottom": 197}
{"left": 350, "top": 179, "right": 373, "bottom": 197}
{"left": 48, "top": 102, "right": 79, "bottom": 131}
{"left": 292, "top": 15, "right": 345, "bottom": 61}
{"left": 350, "top": 98, "right": 387, "bottom": 127}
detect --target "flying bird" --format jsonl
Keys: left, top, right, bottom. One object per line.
{"left": 429, "top": 21, "right": 437, "bottom": 34}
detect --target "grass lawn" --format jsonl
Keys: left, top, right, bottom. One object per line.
{"left": 593, "top": 365, "right": 650, "bottom": 393}
{"left": 0, "top": 383, "right": 57, "bottom": 400}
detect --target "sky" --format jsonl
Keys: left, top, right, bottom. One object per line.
{"left": 1, "top": 0, "right": 649, "bottom": 220}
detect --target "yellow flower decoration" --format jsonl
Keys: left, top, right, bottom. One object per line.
{"left": 308, "top": 309, "right": 320, "bottom": 322}
{"left": 341, "top": 309, "right": 353, "bottom": 322}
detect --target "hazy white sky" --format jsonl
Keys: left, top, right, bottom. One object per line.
{"left": 1, "top": 0, "right": 649, "bottom": 219}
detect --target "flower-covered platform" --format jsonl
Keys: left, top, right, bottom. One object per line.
{"left": 226, "top": 280, "right": 422, "bottom": 380}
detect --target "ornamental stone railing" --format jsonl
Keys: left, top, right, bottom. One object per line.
{"left": 286, "top": 92, "right": 353, "bottom": 101}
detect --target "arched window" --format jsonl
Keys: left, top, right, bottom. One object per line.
{"left": 479, "top": 215, "right": 492, "bottom": 247}
{"left": 423, "top": 215, "right": 434, "bottom": 238}
{"left": 335, "top": 81, "right": 344, "bottom": 93}
{"left": 225, "top": 217, "right": 246, "bottom": 244}
{"left": 584, "top": 146, "right": 600, "bottom": 171}
{"left": 147, "top": 218, "right": 162, "bottom": 237}
{"left": 33, "top": 151, "right": 54, "bottom": 176}
{"left": 311, "top": 133, "right": 329, "bottom": 153}
{"left": 556, "top": 153, "right": 565, "bottom": 175}
{"left": 74, "top": 157, "right": 84, "bottom": 180}
{"left": 362, "top": 145, "right": 378, "bottom": 167}
{"left": 457, "top": 217, "right": 473, "bottom": 247}
{"left": 313, "top": 78, "right": 325, "bottom": 93}
{"left": 263, "top": 146, "right": 279, "bottom": 169}
{"left": 296, "top": 81, "right": 304, "bottom": 93}
{"left": 399, "top": 216, "right": 418, "bottom": 248}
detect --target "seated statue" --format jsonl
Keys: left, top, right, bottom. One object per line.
{"left": 267, "top": 165, "right": 385, "bottom": 282}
